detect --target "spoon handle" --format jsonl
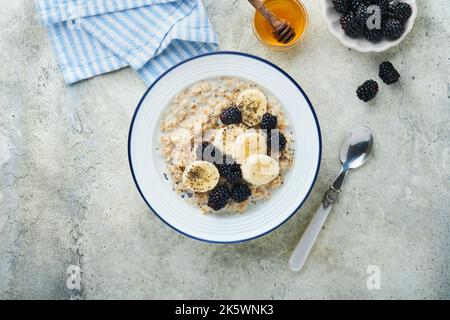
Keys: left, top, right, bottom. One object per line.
{"left": 247, "top": 0, "right": 282, "bottom": 28}
{"left": 288, "top": 187, "right": 339, "bottom": 272}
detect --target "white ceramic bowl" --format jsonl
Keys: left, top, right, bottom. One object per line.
{"left": 323, "top": 0, "right": 417, "bottom": 53}
{"left": 128, "top": 52, "right": 322, "bottom": 243}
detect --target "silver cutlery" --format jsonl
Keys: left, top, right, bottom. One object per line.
{"left": 289, "top": 127, "right": 374, "bottom": 271}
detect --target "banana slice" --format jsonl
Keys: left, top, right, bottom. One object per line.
{"left": 232, "top": 132, "right": 267, "bottom": 164}
{"left": 182, "top": 161, "right": 220, "bottom": 192}
{"left": 241, "top": 154, "right": 280, "bottom": 186}
{"left": 212, "top": 124, "right": 245, "bottom": 155}
{"left": 236, "top": 89, "right": 267, "bottom": 127}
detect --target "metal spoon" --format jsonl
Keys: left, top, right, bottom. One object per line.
{"left": 289, "top": 127, "right": 374, "bottom": 272}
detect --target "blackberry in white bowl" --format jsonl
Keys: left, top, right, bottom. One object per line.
{"left": 324, "top": 0, "right": 417, "bottom": 52}
{"left": 207, "top": 185, "right": 231, "bottom": 211}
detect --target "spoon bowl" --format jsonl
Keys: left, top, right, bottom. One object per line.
{"left": 340, "top": 127, "right": 374, "bottom": 170}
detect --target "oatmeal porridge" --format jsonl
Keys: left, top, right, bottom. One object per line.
{"left": 160, "top": 77, "right": 294, "bottom": 213}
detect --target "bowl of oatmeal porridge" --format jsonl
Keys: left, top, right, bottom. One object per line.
{"left": 128, "top": 52, "right": 321, "bottom": 243}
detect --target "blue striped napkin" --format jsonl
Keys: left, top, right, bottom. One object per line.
{"left": 36, "top": 0, "right": 218, "bottom": 86}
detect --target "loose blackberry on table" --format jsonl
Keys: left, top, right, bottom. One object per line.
{"left": 379, "top": 61, "right": 400, "bottom": 85}
{"left": 231, "top": 183, "right": 252, "bottom": 203}
{"left": 356, "top": 80, "right": 379, "bottom": 102}
{"left": 207, "top": 185, "right": 231, "bottom": 211}
{"left": 220, "top": 106, "right": 242, "bottom": 125}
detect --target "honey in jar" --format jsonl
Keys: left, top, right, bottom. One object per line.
{"left": 252, "top": 0, "right": 309, "bottom": 49}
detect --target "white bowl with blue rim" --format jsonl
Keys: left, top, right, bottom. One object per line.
{"left": 128, "top": 52, "right": 321, "bottom": 243}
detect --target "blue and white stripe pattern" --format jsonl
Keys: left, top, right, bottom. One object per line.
{"left": 36, "top": 0, "right": 218, "bottom": 86}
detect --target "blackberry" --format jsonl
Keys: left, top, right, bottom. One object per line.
{"left": 355, "top": 4, "right": 371, "bottom": 25}
{"left": 350, "top": 0, "right": 369, "bottom": 10}
{"left": 358, "top": 2, "right": 386, "bottom": 28}
{"left": 220, "top": 106, "right": 241, "bottom": 125}
{"left": 356, "top": 80, "right": 379, "bottom": 102}
{"left": 207, "top": 185, "right": 231, "bottom": 211}
{"left": 267, "top": 131, "right": 287, "bottom": 152}
{"left": 260, "top": 113, "right": 278, "bottom": 130}
{"left": 388, "top": 1, "right": 412, "bottom": 21}
{"left": 340, "top": 11, "right": 364, "bottom": 38}
{"left": 364, "top": 26, "right": 383, "bottom": 42}
{"left": 379, "top": 61, "right": 400, "bottom": 84}
{"left": 371, "top": 0, "right": 389, "bottom": 15}
{"left": 196, "top": 142, "right": 220, "bottom": 162}
{"left": 383, "top": 18, "right": 405, "bottom": 40}
{"left": 339, "top": 11, "right": 352, "bottom": 29}
{"left": 216, "top": 163, "right": 242, "bottom": 183}
{"left": 332, "top": 0, "right": 350, "bottom": 13}
{"left": 231, "top": 183, "right": 251, "bottom": 203}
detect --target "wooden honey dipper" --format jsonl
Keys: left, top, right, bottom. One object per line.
{"left": 248, "top": 0, "right": 296, "bottom": 44}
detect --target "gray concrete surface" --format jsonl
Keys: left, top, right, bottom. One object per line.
{"left": 0, "top": 0, "right": 449, "bottom": 300}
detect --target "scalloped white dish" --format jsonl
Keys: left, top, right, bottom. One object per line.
{"left": 128, "top": 52, "right": 321, "bottom": 243}
{"left": 323, "top": 0, "right": 417, "bottom": 53}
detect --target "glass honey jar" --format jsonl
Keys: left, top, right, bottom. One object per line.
{"left": 252, "top": 0, "right": 309, "bottom": 50}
